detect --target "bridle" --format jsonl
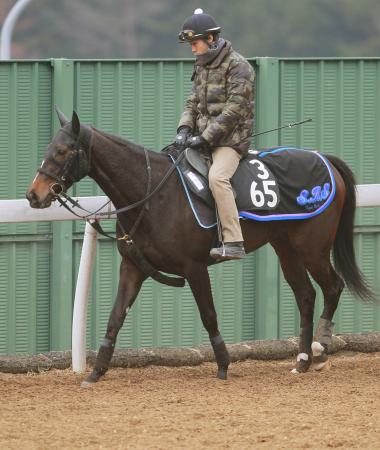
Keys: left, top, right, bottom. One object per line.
{"left": 37, "top": 128, "right": 91, "bottom": 197}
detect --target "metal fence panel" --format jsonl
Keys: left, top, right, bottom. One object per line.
{"left": 0, "top": 58, "right": 379, "bottom": 355}
{"left": 0, "top": 62, "right": 52, "bottom": 354}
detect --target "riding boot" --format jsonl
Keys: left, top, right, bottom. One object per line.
{"left": 210, "top": 241, "right": 246, "bottom": 261}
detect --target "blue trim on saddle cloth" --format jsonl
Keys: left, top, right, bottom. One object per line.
{"left": 239, "top": 150, "right": 336, "bottom": 222}
{"left": 170, "top": 155, "right": 217, "bottom": 229}
{"left": 258, "top": 146, "right": 299, "bottom": 158}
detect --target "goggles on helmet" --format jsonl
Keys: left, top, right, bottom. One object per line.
{"left": 178, "top": 29, "right": 204, "bottom": 43}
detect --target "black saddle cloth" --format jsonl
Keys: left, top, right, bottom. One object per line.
{"left": 170, "top": 145, "right": 336, "bottom": 226}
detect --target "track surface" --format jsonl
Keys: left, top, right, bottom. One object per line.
{"left": 1, "top": 352, "right": 380, "bottom": 449}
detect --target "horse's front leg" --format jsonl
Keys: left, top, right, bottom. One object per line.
{"left": 186, "top": 264, "right": 230, "bottom": 380}
{"left": 82, "top": 257, "right": 146, "bottom": 386}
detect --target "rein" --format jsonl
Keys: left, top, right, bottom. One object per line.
{"left": 89, "top": 148, "right": 185, "bottom": 220}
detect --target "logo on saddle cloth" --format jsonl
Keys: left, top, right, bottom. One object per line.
{"left": 297, "top": 183, "right": 331, "bottom": 208}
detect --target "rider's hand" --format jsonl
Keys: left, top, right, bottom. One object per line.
{"left": 187, "top": 135, "right": 209, "bottom": 150}
{"left": 174, "top": 126, "right": 191, "bottom": 148}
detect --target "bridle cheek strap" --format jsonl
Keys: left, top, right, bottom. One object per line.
{"left": 37, "top": 141, "right": 90, "bottom": 195}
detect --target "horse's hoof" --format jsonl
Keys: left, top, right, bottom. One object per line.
{"left": 312, "top": 359, "right": 331, "bottom": 372}
{"left": 80, "top": 380, "right": 95, "bottom": 388}
{"left": 81, "top": 369, "right": 103, "bottom": 387}
{"left": 217, "top": 367, "right": 228, "bottom": 380}
{"left": 311, "top": 341, "right": 330, "bottom": 371}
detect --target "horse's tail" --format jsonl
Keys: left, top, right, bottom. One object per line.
{"left": 325, "top": 154, "right": 377, "bottom": 302}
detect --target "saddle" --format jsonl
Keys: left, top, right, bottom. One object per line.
{"left": 174, "top": 146, "right": 336, "bottom": 223}
{"left": 180, "top": 148, "right": 215, "bottom": 207}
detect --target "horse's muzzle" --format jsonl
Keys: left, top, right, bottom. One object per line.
{"left": 26, "top": 189, "right": 53, "bottom": 209}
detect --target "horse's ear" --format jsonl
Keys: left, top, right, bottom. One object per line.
{"left": 55, "top": 105, "right": 68, "bottom": 127}
{"left": 71, "top": 110, "right": 81, "bottom": 136}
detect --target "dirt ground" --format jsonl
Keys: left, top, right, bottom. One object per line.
{"left": 1, "top": 352, "right": 380, "bottom": 450}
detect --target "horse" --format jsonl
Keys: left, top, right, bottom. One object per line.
{"left": 26, "top": 109, "right": 375, "bottom": 385}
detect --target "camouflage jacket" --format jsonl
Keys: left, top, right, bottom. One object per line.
{"left": 178, "top": 40, "right": 255, "bottom": 155}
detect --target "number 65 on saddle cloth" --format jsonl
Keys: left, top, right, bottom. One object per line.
{"left": 177, "top": 146, "right": 336, "bottom": 225}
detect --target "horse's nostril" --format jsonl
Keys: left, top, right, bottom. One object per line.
{"left": 26, "top": 190, "right": 38, "bottom": 205}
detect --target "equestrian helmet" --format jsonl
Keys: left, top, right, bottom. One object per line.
{"left": 178, "top": 8, "right": 221, "bottom": 43}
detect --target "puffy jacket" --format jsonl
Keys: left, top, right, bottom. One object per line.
{"left": 178, "top": 40, "right": 255, "bottom": 155}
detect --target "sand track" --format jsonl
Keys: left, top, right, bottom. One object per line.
{"left": 1, "top": 352, "right": 380, "bottom": 449}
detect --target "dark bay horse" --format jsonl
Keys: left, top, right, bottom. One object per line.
{"left": 26, "top": 110, "right": 375, "bottom": 384}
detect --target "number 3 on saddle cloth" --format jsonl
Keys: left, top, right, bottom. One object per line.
{"left": 170, "top": 146, "right": 336, "bottom": 229}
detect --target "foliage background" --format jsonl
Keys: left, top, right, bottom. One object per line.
{"left": 1, "top": 0, "right": 380, "bottom": 59}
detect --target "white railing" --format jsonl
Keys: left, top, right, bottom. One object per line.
{"left": 0, "top": 196, "right": 115, "bottom": 222}
{"left": 1, "top": 196, "right": 115, "bottom": 373}
{"left": 0, "top": 184, "right": 379, "bottom": 373}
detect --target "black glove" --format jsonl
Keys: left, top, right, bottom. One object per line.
{"left": 187, "top": 135, "right": 209, "bottom": 150}
{"left": 174, "top": 126, "right": 191, "bottom": 148}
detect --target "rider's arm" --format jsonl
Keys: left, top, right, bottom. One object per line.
{"left": 177, "top": 83, "right": 198, "bottom": 132}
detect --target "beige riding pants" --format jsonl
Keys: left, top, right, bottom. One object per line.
{"left": 209, "top": 146, "right": 243, "bottom": 243}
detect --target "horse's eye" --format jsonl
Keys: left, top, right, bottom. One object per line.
{"left": 56, "top": 148, "right": 66, "bottom": 156}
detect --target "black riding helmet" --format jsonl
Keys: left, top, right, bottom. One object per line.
{"left": 178, "top": 8, "right": 221, "bottom": 43}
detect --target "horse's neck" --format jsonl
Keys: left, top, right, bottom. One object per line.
{"left": 88, "top": 129, "right": 162, "bottom": 209}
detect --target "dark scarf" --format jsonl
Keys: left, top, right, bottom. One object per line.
{"left": 196, "top": 37, "right": 226, "bottom": 66}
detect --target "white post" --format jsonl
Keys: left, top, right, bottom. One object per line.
{"left": 72, "top": 221, "right": 98, "bottom": 373}
{"left": 0, "top": 0, "right": 32, "bottom": 60}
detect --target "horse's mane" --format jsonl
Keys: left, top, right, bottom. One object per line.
{"left": 91, "top": 126, "right": 156, "bottom": 155}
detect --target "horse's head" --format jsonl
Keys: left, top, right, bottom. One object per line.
{"left": 26, "top": 108, "right": 90, "bottom": 208}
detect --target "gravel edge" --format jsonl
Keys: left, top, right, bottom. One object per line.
{"left": 1, "top": 332, "right": 379, "bottom": 373}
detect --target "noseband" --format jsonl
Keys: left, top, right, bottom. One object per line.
{"left": 37, "top": 128, "right": 92, "bottom": 195}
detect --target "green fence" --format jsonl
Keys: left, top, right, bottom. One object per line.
{"left": 0, "top": 57, "right": 379, "bottom": 355}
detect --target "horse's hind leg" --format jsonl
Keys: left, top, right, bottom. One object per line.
{"left": 83, "top": 257, "right": 146, "bottom": 386}
{"left": 305, "top": 258, "right": 344, "bottom": 371}
{"left": 272, "top": 239, "right": 316, "bottom": 373}
{"left": 186, "top": 263, "right": 230, "bottom": 380}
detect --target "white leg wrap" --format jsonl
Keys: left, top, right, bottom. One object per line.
{"left": 296, "top": 352, "right": 309, "bottom": 362}
{"left": 311, "top": 341, "right": 324, "bottom": 357}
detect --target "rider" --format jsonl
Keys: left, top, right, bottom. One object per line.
{"left": 175, "top": 8, "right": 255, "bottom": 261}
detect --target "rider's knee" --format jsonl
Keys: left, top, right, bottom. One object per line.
{"left": 208, "top": 169, "right": 228, "bottom": 190}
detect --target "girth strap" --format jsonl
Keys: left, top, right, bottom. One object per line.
{"left": 87, "top": 221, "right": 185, "bottom": 288}
{"left": 125, "top": 243, "right": 185, "bottom": 288}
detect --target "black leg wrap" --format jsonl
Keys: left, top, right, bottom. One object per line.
{"left": 315, "top": 318, "right": 334, "bottom": 347}
{"left": 85, "top": 340, "right": 115, "bottom": 383}
{"left": 299, "top": 323, "right": 314, "bottom": 353}
{"left": 94, "top": 343, "right": 115, "bottom": 374}
{"left": 210, "top": 335, "right": 230, "bottom": 380}
{"left": 292, "top": 324, "right": 314, "bottom": 373}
